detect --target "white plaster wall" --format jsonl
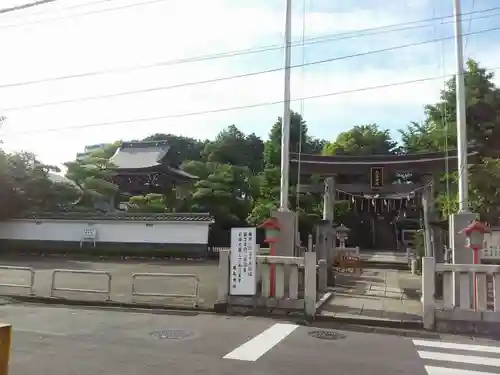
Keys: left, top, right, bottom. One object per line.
{"left": 0, "top": 219, "right": 210, "bottom": 244}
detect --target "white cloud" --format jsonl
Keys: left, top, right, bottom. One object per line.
{"left": 0, "top": 0, "right": 498, "bottom": 166}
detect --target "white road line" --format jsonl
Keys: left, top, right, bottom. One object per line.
{"left": 413, "top": 340, "right": 500, "bottom": 354}
{"left": 424, "top": 365, "right": 498, "bottom": 375}
{"left": 418, "top": 351, "right": 500, "bottom": 367}
{"left": 15, "top": 328, "right": 68, "bottom": 336}
{"left": 223, "top": 323, "right": 298, "bottom": 362}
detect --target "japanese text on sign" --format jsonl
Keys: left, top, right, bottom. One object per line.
{"left": 370, "top": 167, "right": 384, "bottom": 189}
{"left": 229, "top": 227, "right": 257, "bottom": 295}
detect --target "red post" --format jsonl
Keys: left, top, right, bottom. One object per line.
{"left": 473, "top": 247, "right": 479, "bottom": 310}
{"left": 269, "top": 243, "right": 276, "bottom": 297}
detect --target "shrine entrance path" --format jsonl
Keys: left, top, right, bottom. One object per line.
{"left": 320, "top": 269, "right": 423, "bottom": 326}
{"left": 0, "top": 257, "right": 219, "bottom": 308}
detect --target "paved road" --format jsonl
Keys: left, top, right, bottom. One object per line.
{"left": 413, "top": 338, "right": 500, "bottom": 374}
{"left": 0, "top": 304, "right": 438, "bottom": 374}
{"left": 4, "top": 303, "right": 500, "bottom": 374}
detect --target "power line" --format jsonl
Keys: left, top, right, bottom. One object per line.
{"left": 1, "top": 6, "right": 499, "bottom": 90}
{"left": 0, "top": 0, "right": 114, "bottom": 18}
{"left": 4, "top": 25, "right": 500, "bottom": 112}
{"left": 464, "top": 0, "right": 476, "bottom": 52}
{"left": 3, "top": 1, "right": 498, "bottom": 31}
{"left": 0, "top": 0, "right": 168, "bottom": 28}
{"left": 0, "top": 0, "right": 60, "bottom": 15}
{"left": 3, "top": 65, "right": 499, "bottom": 137}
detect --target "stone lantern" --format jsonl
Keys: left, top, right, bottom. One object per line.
{"left": 459, "top": 220, "right": 491, "bottom": 310}
{"left": 260, "top": 217, "right": 281, "bottom": 247}
{"left": 459, "top": 220, "right": 490, "bottom": 265}
{"left": 258, "top": 217, "right": 281, "bottom": 297}
{"left": 336, "top": 224, "right": 350, "bottom": 249}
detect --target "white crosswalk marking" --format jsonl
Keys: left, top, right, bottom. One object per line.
{"left": 413, "top": 339, "right": 500, "bottom": 375}
{"left": 223, "top": 323, "right": 298, "bottom": 362}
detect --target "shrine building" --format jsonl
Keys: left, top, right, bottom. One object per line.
{"left": 291, "top": 149, "right": 481, "bottom": 253}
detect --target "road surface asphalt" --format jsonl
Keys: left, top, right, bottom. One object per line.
{"left": 3, "top": 303, "right": 500, "bottom": 374}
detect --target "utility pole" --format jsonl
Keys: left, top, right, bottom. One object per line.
{"left": 279, "top": 0, "right": 292, "bottom": 211}
{"left": 453, "top": 0, "right": 469, "bottom": 212}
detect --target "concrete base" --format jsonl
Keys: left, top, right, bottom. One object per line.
{"left": 272, "top": 210, "right": 298, "bottom": 257}
{"left": 435, "top": 309, "right": 500, "bottom": 336}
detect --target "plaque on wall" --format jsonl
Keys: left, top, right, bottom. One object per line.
{"left": 370, "top": 167, "right": 384, "bottom": 189}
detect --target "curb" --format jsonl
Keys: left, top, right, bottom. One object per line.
{"left": 1, "top": 294, "right": 213, "bottom": 315}
{"left": 304, "top": 318, "right": 440, "bottom": 339}
{"left": 315, "top": 291, "right": 334, "bottom": 310}
{"left": 313, "top": 314, "right": 423, "bottom": 330}
{"left": 3, "top": 294, "right": 441, "bottom": 339}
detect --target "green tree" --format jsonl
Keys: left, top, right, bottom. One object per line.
{"left": 127, "top": 193, "right": 167, "bottom": 212}
{"left": 64, "top": 144, "right": 119, "bottom": 209}
{"left": 202, "top": 125, "right": 264, "bottom": 173}
{"left": 400, "top": 59, "right": 500, "bottom": 222}
{"left": 0, "top": 152, "right": 81, "bottom": 215}
{"left": 143, "top": 133, "right": 207, "bottom": 164}
{"left": 323, "top": 124, "right": 398, "bottom": 156}
{"left": 189, "top": 163, "right": 254, "bottom": 226}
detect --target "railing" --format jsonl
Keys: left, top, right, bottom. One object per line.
{"left": 0, "top": 266, "right": 201, "bottom": 308}
{"left": 209, "top": 246, "right": 270, "bottom": 257}
{"left": 131, "top": 273, "right": 199, "bottom": 307}
{"left": 50, "top": 269, "right": 112, "bottom": 301}
{"left": 217, "top": 250, "right": 318, "bottom": 316}
{"left": 422, "top": 257, "right": 500, "bottom": 329}
{"left": 0, "top": 266, "right": 35, "bottom": 295}
{"left": 481, "top": 245, "right": 500, "bottom": 261}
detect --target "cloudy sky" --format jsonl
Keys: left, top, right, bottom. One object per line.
{"left": 0, "top": 0, "right": 499, "bottom": 166}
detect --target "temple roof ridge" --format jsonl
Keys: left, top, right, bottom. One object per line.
{"left": 119, "top": 140, "right": 170, "bottom": 149}
{"left": 110, "top": 141, "right": 170, "bottom": 170}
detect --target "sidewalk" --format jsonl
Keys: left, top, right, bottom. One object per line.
{"left": 320, "top": 269, "right": 422, "bottom": 325}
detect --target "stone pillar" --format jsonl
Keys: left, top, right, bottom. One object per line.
{"left": 423, "top": 174, "right": 444, "bottom": 298}
{"left": 322, "top": 176, "right": 336, "bottom": 267}
{"left": 322, "top": 176, "right": 335, "bottom": 221}
{"left": 450, "top": 211, "right": 476, "bottom": 305}
{"left": 272, "top": 210, "right": 297, "bottom": 257}
{"left": 421, "top": 175, "right": 433, "bottom": 257}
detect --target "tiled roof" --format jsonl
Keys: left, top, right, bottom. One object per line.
{"left": 110, "top": 141, "right": 169, "bottom": 169}
{"left": 16, "top": 212, "right": 214, "bottom": 222}
{"left": 108, "top": 141, "right": 198, "bottom": 180}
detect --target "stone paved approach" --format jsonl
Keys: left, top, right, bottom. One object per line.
{"left": 0, "top": 257, "right": 219, "bottom": 308}
{"left": 5, "top": 304, "right": 430, "bottom": 375}
{"left": 321, "top": 269, "right": 422, "bottom": 323}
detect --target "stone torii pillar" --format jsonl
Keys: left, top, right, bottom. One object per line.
{"left": 321, "top": 176, "right": 336, "bottom": 272}
{"left": 323, "top": 176, "right": 335, "bottom": 222}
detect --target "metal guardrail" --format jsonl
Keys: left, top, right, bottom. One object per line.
{"left": 50, "top": 269, "right": 112, "bottom": 301}
{"left": 0, "top": 266, "right": 35, "bottom": 295}
{"left": 131, "top": 273, "right": 199, "bottom": 307}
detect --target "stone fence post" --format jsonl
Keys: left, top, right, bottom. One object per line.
{"left": 422, "top": 256, "right": 436, "bottom": 329}
{"left": 318, "top": 259, "right": 327, "bottom": 292}
{"left": 304, "top": 251, "right": 317, "bottom": 317}
{"left": 215, "top": 249, "right": 230, "bottom": 312}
